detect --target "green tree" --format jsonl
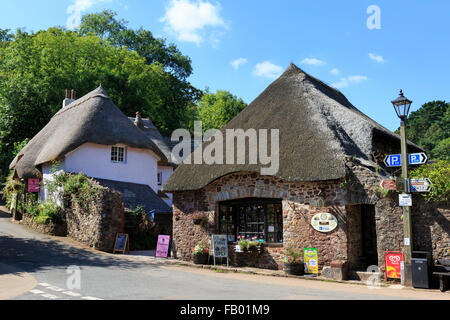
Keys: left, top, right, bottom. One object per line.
{"left": 399, "top": 100, "right": 450, "bottom": 160}
{"left": 78, "top": 10, "right": 201, "bottom": 134}
{"left": 196, "top": 90, "right": 247, "bottom": 132}
{"left": 0, "top": 27, "right": 184, "bottom": 180}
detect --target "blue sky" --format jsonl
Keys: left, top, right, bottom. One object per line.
{"left": 1, "top": 0, "right": 449, "bottom": 131}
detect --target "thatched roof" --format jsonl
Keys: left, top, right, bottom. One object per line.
{"left": 128, "top": 117, "right": 175, "bottom": 167}
{"left": 163, "top": 63, "right": 421, "bottom": 192}
{"left": 10, "top": 86, "right": 167, "bottom": 179}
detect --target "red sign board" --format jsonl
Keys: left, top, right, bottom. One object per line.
{"left": 27, "top": 178, "right": 40, "bottom": 193}
{"left": 155, "top": 235, "right": 171, "bottom": 258}
{"left": 384, "top": 251, "right": 403, "bottom": 280}
{"left": 380, "top": 179, "right": 397, "bottom": 190}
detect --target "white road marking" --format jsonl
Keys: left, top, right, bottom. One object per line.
{"left": 29, "top": 289, "right": 45, "bottom": 294}
{"left": 38, "top": 283, "right": 51, "bottom": 287}
{"left": 82, "top": 296, "right": 103, "bottom": 300}
{"left": 41, "top": 293, "right": 58, "bottom": 299}
{"left": 62, "top": 291, "right": 82, "bottom": 297}
{"left": 47, "top": 286, "right": 65, "bottom": 292}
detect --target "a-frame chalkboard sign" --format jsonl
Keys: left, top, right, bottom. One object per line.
{"left": 113, "top": 233, "right": 130, "bottom": 254}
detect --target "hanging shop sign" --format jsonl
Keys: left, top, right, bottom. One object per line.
{"left": 212, "top": 234, "right": 229, "bottom": 266}
{"left": 311, "top": 212, "right": 338, "bottom": 233}
{"left": 384, "top": 251, "right": 404, "bottom": 281}
{"left": 156, "top": 235, "right": 171, "bottom": 258}
{"left": 27, "top": 178, "right": 40, "bottom": 193}
{"left": 304, "top": 248, "right": 319, "bottom": 275}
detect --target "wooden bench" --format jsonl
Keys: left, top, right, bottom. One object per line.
{"left": 433, "top": 259, "right": 450, "bottom": 292}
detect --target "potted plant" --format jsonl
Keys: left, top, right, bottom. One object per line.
{"left": 237, "top": 236, "right": 249, "bottom": 252}
{"left": 192, "top": 241, "right": 209, "bottom": 264}
{"left": 248, "top": 236, "right": 264, "bottom": 254}
{"left": 284, "top": 248, "right": 304, "bottom": 276}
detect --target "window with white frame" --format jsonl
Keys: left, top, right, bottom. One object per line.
{"left": 111, "top": 146, "right": 125, "bottom": 163}
{"left": 157, "top": 172, "right": 162, "bottom": 186}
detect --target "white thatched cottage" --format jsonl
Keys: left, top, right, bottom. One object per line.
{"left": 10, "top": 86, "right": 173, "bottom": 215}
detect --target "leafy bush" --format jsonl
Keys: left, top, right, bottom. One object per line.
{"left": 35, "top": 201, "right": 64, "bottom": 224}
{"left": 410, "top": 160, "right": 450, "bottom": 203}
{"left": 2, "top": 171, "right": 24, "bottom": 209}
{"left": 45, "top": 169, "right": 106, "bottom": 208}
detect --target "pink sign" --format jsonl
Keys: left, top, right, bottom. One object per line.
{"left": 156, "top": 235, "right": 171, "bottom": 258}
{"left": 28, "top": 178, "right": 40, "bottom": 193}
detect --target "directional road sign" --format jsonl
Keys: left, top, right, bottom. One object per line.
{"left": 410, "top": 178, "right": 432, "bottom": 193}
{"left": 384, "top": 153, "right": 428, "bottom": 167}
{"left": 380, "top": 179, "right": 397, "bottom": 190}
{"left": 408, "top": 153, "right": 428, "bottom": 165}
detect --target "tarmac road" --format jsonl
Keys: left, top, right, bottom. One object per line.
{"left": 0, "top": 209, "right": 449, "bottom": 301}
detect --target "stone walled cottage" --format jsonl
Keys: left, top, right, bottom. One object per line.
{"left": 163, "top": 64, "right": 449, "bottom": 278}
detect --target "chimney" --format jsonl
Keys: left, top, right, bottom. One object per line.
{"left": 134, "top": 111, "right": 145, "bottom": 130}
{"left": 62, "top": 88, "right": 75, "bottom": 108}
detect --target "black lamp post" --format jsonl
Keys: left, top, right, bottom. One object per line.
{"left": 391, "top": 89, "right": 413, "bottom": 286}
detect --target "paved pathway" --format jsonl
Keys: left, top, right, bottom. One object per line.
{"left": 0, "top": 209, "right": 449, "bottom": 300}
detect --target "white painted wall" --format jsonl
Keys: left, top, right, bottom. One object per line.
{"left": 39, "top": 163, "right": 64, "bottom": 206}
{"left": 157, "top": 166, "right": 174, "bottom": 206}
{"left": 64, "top": 143, "right": 160, "bottom": 192}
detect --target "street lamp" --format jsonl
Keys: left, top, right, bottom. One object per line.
{"left": 391, "top": 89, "right": 413, "bottom": 286}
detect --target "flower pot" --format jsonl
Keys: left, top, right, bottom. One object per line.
{"left": 284, "top": 263, "right": 305, "bottom": 276}
{"left": 193, "top": 254, "right": 208, "bottom": 265}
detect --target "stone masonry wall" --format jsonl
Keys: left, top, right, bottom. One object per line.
{"left": 172, "top": 171, "right": 348, "bottom": 270}
{"left": 173, "top": 160, "right": 449, "bottom": 273}
{"left": 66, "top": 189, "right": 122, "bottom": 252}
{"left": 21, "top": 212, "right": 67, "bottom": 236}
{"left": 346, "top": 157, "right": 450, "bottom": 271}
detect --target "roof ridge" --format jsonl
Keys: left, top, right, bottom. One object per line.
{"left": 53, "top": 86, "right": 110, "bottom": 118}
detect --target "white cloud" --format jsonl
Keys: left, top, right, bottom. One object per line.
{"left": 160, "top": 0, "right": 227, "bottom": 45}
{"left": 330, "top": 68, "right": 340, "bottom": 75}
{"left": 66, "top": 0, "right": 112, "bottom": 29}
{"left": 230, "top": 58, "right": 248, "bottom": 70}
{"left": 331, "top": 75, "right": 369, "bottom": 89}
{"left": 301, "top": 57, "right": 326, "bottom": 66}
{"left": 369, "top": 53, "right": 385, "bottom": 63}
{"left": 253, "top": 61, "right": 283, "bottom": 79}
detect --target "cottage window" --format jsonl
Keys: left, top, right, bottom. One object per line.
{"left": 111, "top": 146, "right": 125, "bottom": 163}
{"left": 218, "top": 198, "right": 283, "bottom": 243}
{"left": 157, "top": 172, "right": 162, "bottom": 186}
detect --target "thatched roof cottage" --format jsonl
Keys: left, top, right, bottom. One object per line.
{"left": 10, "top": 86, "right": 172, "bottom": 215}
{"left": 163, "top": 64, "right": 449, "bottom": 279}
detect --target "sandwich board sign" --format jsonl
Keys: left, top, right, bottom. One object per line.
{"left": 212, "top": 234, "right": 229, "bottom": 266}
{"left": 384, "top": 251, "right": 403, "bottom": 281}
{"left": 156, "top": 235, "right": 171, "bottom": 258}
{"left": 304, "top": 248, "right": 319, "bottom": 275}
{"left": 113, "top": 233, "right": 129, "bottom": 254}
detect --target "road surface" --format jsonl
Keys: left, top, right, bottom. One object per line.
{"left": 0, "top": 209, "right": 448, "bottom": 300}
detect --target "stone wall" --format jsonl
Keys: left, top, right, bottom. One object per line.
{"left": 172, "top": 171, "right": 349, "bottom": 269}
{"left": 21, "top": 212, "right": 67, "bottom": 236}
{"left": 66, "top": 189, "right": 122, "bottom": 252}
{"left": 172, "top": 162, "right": 450, "bottom": 274}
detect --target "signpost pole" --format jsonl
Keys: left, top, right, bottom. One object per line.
{"left": 400, "top": 120, "right": 413, "bottom": 286}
